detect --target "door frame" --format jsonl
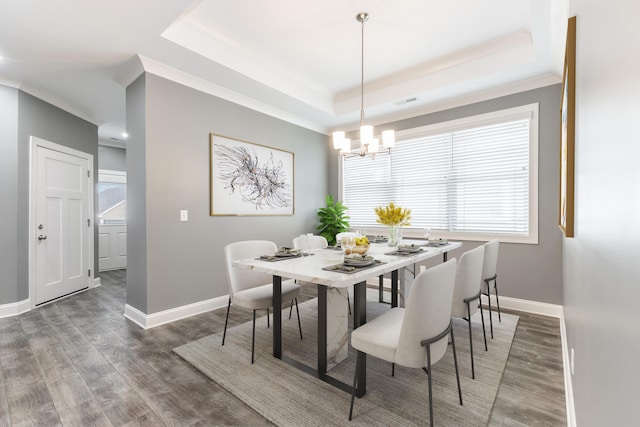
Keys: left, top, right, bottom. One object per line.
{"left": 28, "top": 136, "right": 95, "bottom": 308}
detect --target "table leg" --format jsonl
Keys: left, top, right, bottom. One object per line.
{"left": 273, "top": 275, "right": 282, "bottom": 359}
{"left": 391, "top": 270, "right": 399, "bottom": 308}
{"left": 318, "top": 285, "right": 327, "bottom": 378}
{"left": 353, "top": 281, "right": 367, "bottom": 397}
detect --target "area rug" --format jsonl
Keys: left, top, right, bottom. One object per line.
{"left": 174, "top": 290, "right": 518, "bottom": 426}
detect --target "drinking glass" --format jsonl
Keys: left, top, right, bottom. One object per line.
{"left": 422, "top": 227, "right": 431, "bottom": 241}
{"left": 343, "top": 236, "right": 356, "bottom": 256}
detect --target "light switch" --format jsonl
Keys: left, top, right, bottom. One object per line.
{"left": 180, "top": 210, "right": 188, "bottom": 222}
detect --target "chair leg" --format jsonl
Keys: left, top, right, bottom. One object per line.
{"left": 391, "top": 363, "right": 395, "bottom": 377}
{"left": 251, "top": 310, "right": 257, "bottom": 364}
{"left": 450, "top": 326, "right": 463, "bottom": 406}
{"left": 349, "top": 353, "right": 360, "bottom": 420}
{"left": 423, "top": 347, "right": 435, "bottom": 427}
{"left": 348, "top": 293, "right": 352, "bottom": 315}
{"left": 479, "top": 302, "right": 488, "bottom": 351}
{"left": 494, "top": 278, "right": 502, "bottom": 322}
{"left": 294, "top": 298, "right": 303, "bottom": 340}
{"left": 222, "top": 297, "right": 231, "bottom": 346}
{"left": 267, "top": 307, "right": 270, "bottom": 328}
{"left": 485, "top": 279, "right": 494, "bottom": 339}
{"left": 466, "top": 302, "right": 475, "bottom": 379}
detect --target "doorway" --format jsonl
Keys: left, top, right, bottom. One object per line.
{"left": 29, "top": 137, "right": 94, "bottom": 306}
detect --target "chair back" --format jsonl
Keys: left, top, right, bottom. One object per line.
{"left": 335, "top": 232, "right": 358, "bottom": 244}
{"left": 292, "top": 235, "right": 328, "bottom": 250}
{"left": 224, "top": 240, "right": 277, "bottom": 298}
{"left": 396, "top": 258, "right": 457, "bottom": 369}
{"left": 451, "top": 245, "right": 485, "bottom": 318}
{"left": 482, "top": 239, "right": 499, "bottom": 280}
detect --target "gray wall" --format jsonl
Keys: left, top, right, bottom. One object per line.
{"left": 0, "top": 85, "right": 19, "bottom": 304}
{"left": 126, "top": 73, "right": 329, "bottom": 314}
{"left": 0, "top": 85, "right": 98, "bottom": 304}
{"left": 564, "top": 1, "right": 640, "bottom": 424}
{"left": 332, "top": 85, "right": 564, "bottom": 305}
{"left": 98, "top": 145, "right": 126, "bottom": 171}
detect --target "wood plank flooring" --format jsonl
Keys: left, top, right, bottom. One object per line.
{"left": 0, "top": 270, "right": 566, "bottom": 426}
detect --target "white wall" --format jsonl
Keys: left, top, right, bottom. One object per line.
{"left": 564, "top": 1, "right": 640, "bottom": 425}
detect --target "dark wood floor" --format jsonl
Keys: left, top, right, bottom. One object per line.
{"left": 0, "top": 270, "right": 566, "bottom": 426}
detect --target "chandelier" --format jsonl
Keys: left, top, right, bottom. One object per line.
{"left": 333, "top": 12, "right": 395, "bottom": 158}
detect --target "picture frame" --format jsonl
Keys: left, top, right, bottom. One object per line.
{"left": 559, "top": 16, "right": 576, "bottom": 237}
{"left": 210, "top": 133, "right": 294, "bottom": 216}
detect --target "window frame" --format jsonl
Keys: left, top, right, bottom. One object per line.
{"left": 339, "top": 103, "right": 539, "bottom": 244}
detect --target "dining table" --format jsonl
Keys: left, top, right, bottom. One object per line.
{"left": 232, "top": 239, "right": 462, "bottom": 397}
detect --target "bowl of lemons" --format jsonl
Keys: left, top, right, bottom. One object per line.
{"left": 348, "top": 236, "right": 370, "bottom": 255}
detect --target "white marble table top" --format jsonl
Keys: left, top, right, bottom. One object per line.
{"left": 233, "top": 240, "right": 462, "bottom": 288}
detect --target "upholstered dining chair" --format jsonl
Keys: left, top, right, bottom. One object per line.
{"left": 292, "top": 234, "right": 328, "bottom": 251}
{"left": 348, "top": 259, "right": 462, "bottom": 426}
{"left": 223, "top": 240, "right": 303, "bottom": 363}
{"left": 335, "top": 231, "right": 358, "bottom": 245}
{"left": 481, "top": 239, "right": 500, "bottom": 338}
{"left": 451, "top": 245, "right": 486, "bottom": 379}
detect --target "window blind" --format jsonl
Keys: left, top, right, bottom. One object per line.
{"left": 342, "top": 110, "right": 533, "bottom": 239}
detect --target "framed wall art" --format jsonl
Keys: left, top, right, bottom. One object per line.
{"left": 210, "top": 133, "right": 294, "bottom": 216}
{"left": 559, "top": 16, "right": 576, "bottom": 237}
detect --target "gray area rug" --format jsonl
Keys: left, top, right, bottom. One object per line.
{"left": 174, "top": 290, "right": 518, "bottom": 426}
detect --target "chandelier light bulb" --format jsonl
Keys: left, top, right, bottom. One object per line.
{"left": 333, "top": 131, "right": 345, "bottom": 149}
{"left": 382, "top": 130, "right": 395, "bottom": 148}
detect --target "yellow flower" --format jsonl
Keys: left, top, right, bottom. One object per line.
{"left": 374, "top": 202, "right": 411, "bottom": 226}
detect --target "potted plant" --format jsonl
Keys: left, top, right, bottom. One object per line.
{"left": 317, "top": 195, "right": 350, "bottom": 246}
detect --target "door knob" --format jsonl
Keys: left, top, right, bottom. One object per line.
{"left": 38, "top": 235, "right": 47, "bottom": 241}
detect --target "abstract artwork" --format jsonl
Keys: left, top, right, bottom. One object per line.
{"left": 210, "top": 134, "right": 294, "bottom": 216}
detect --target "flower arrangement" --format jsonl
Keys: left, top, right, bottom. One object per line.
{"left": 374, "top": 202, "right": 411, "bottom": 226}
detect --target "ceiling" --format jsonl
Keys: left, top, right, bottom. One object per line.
{"left": 0, "top": 0, "right": 567, "bottom": 146}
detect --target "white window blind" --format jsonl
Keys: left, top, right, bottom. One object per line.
{"left": 341, "top": 104, "right": 537, "bottom": 243}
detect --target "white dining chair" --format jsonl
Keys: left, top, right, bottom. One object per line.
{"left": 481, "top": 239, "right": 500, "bottom": 338}
{"left": 335, "top": 232, "right": 358, "bottom": 245}
{"left": 451, "top": 245, "right": 486, "bottom": 379}
{"left": 348, "top": 259, "right": 461, "bottom": 426}
{"left": 223, "top": 240, "right": 303, "bottom": 363}
{"left": 292, "top": 234, "right": 328, "bottom": 251}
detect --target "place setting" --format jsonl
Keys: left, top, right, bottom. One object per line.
{"left": 256, "top": 246, "right": 304, "bottom": 262}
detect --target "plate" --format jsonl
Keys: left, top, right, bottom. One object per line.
{"left": 274, "top": 251, "right": 299, "bottom": 257}
{"left": 344, "top": 256, "right": 375, "bottom": 267}
{"left": 428, "top": 238, "right": 448, "bottom": 246}
{"left": 398, "top": 245, "right": 422, "bottom": 253}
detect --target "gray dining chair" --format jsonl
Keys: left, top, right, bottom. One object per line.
{"left": 481, "top": 239, "right": 500, "bottom": 338}
{"left": 348, "top": 259, "right": 462, "bottom": 426}
{"left": 223, "top": 240, "right": 303, "bottom": 363}
{"left": 451, "top": 245, "right": 487, "bottom": 379}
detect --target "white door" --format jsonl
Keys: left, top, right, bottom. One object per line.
{"left": 34, "top": 142, "right": 91, "bottom": 305}
{"left": 98, "top": 225, "right": 127, "bottom": 270}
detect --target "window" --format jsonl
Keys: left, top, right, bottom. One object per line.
{"left": 341, "top": 104, "right": 538, "bottom": 244}
{"left": 98, "top": 170, "right": 127, "bottom": 225}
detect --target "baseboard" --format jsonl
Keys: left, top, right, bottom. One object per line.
{"left": 92, "top": 277, "right": 101, "bottom": 288}
{"left": 487, "top": 294, "right": 563, "bottom": 318}
{"left": 124, "top": 295, "right": 229, "bottom": 329}
{"left": 560, "top": 309, "right": 577, "bottom": 427}
{"left": 0, "top": 298, "right": 31, "bottom": 318}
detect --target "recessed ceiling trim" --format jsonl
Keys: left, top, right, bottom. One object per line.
{"left": 139, "top": 55, "right": 329, "bottom": 135}
{"left": 162, "top": 13, "right": 336, "bottom": 115}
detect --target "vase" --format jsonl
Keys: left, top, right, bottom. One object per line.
{"left": 388, "top": 225, "right": 400, "bottom": 247}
